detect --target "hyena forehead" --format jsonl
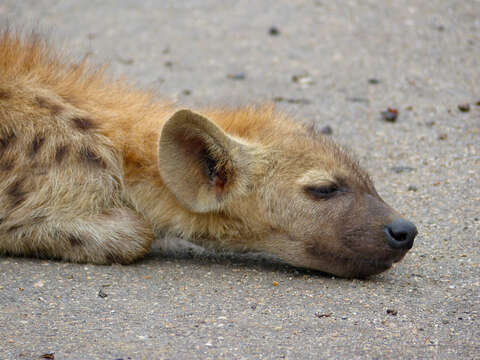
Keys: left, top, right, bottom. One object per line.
{"left": 297, "top": 169, "right": 336, "bottom": 186}
{"left": 277, "top": 132, "right": 372, "bottom": 189}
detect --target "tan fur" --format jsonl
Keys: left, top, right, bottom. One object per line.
{"left": 0, "top": 31, "right": 415, "bottom": 277}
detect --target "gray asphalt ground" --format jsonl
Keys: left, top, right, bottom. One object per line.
{"left": 0, "top": 1, "right": 479, "bottom": 359}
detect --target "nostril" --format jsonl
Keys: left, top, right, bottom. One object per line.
{"left": 391, "top": 228, "right": 408, "bottom": 242}
{"left": 385, "top": 219, "right": 418, "bottom": 250}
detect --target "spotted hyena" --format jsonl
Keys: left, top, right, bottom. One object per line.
{"left": 0, "top": 31, "right": 417, "bottom": 278}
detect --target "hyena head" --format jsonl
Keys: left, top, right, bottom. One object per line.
{"left": 158, "top": 109, "right": 417, "bottom": 278}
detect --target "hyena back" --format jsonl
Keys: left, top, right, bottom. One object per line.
{"left": 0, "top": 32, "right": 417, "bottom": 278}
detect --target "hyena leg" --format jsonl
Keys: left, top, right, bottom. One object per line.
{"left": 0, "top": 208, "right": 153, "bottom": 264}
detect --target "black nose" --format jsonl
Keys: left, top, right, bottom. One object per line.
{"left": 385, "top": 219, "right": 418, "bottom": 250}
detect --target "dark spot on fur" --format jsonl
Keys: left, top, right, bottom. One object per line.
{"left": 79, "top": 147, "right": 107, "bottom": 169}
{"left": 0, "top": 89, "right": 11, "bottom": 100}
{"left": 0, "top": 132, "right": 16, "bottom": 153}
{"left": 30, "top": 135, "right": 45, "bottom": 157}
{"left": 105, "top": 252, "right": 118, "bottom": 264}
{"left": 35, "top": 96, "right": 63, "bottom": 116}
{"left": 0, "top": 157, "right": 15, "bottom": 171}
{"left": 68, "top": 234, "right": 84, "bottom": 246}
{"left": 7, "top": 224, "right": 22, "bottom": 232}
{"left": 72, "top": 116, "right": 96, "bottom": 131}
{"left": 54, "top": 145, "right": 69, "bottom": 164}
{"left": 7, "top": 178, "right": 27, "bottom": 208}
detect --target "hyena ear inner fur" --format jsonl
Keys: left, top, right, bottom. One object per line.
{"left": 158, "top": 109, "right": 256, "bottom": 213}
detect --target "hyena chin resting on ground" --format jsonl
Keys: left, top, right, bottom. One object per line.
{"left": 0, "top": 32, "right": 417, "bottom": 278}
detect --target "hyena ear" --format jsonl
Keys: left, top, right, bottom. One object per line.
{"left": 158, "top": 109, "right": 254, "bottom": 213}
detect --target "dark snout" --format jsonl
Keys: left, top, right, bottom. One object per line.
{"left": 385, "top": 219, "right": 418, "bottom": 250}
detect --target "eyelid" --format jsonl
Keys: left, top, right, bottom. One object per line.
{"left": 305, "top": 182, "right": 338, "bottom": 190}
{"left": 296, "top": 170, "right": 335, "bottom": 187}
{"left": 304, "top": 183, "right": 340, "bottom": 199}
{"left": 305, "top": 179, "right": 336, "bottom": 187}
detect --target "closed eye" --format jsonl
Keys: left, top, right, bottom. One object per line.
{"left": 304, "top": 184, "right": 340, "bottom": 199}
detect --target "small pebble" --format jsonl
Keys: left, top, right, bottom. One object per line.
{"left": 315, "top": 312, "right": 332, "bottom": 318}
{"left": 269, "top": 27, "right": 280, "bottom": 36}
{"left": 273, "top": 96, "right": 311, "bottom": 105}
{"left": 438, "top": 133, "right": 448, "bottom": 140}
{"left": 226, "top": 73, "right": 246, "bottom": 80}
{"left": 391, "top": 166, "right": 415, "bottom": 174}
{"left": 458, "top": 103, "right": 470, "bottom": 112}
{"left": 320, "top": 125, "right": 333, "bottom": 135}
{"left": 98, "top": 288, "right": 108, "bottom": 298}
{"left": 272, "top": 281, "right": 279, "bottom": 286}
{"left": 368, "top": 78, "right": 380, "bottom": 84}
{"left": 292, "top": 73, "right": 315, "bottom": 85}
{"left": 381, "top": 108, "right": 399, "bottom": 122}
{"left": 408, "top": 185, "right": 418, "bottom": 192}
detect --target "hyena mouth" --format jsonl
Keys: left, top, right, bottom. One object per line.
{"left": 349, "top": 256, "right": 393, "bottom": 271}
{"left": 346, "top": 250, "right": 410, "bottom": 275}
{"left": 334, "top": 256, "right": 394, "bottom": 278}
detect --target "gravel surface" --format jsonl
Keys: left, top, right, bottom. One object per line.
{"left": 1, "top": 1, "right": 479, "bottom": 359}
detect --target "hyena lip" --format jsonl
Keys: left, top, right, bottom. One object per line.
{"left": 360, "top": 251, "right": 408, "bottom": 269}
{"left": 325, "top": 256, "right": 394, "bottom": 278}
{"left": 348, "top": 258, "right": 394, "bottom": 278}
{"left": 355, "top": 257, "right": 393, "bottom": 272}
{"left": 317, "top": 250, "right": 397, "bottom": 277}
{"left": 341, "top": 248, "right": 412, "bottom": 276}
{"left": 354, "top": 250, "right": 411, "bottom": 276}
{"left": 302, "top": 236, "right": 405, "bottom": 276}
